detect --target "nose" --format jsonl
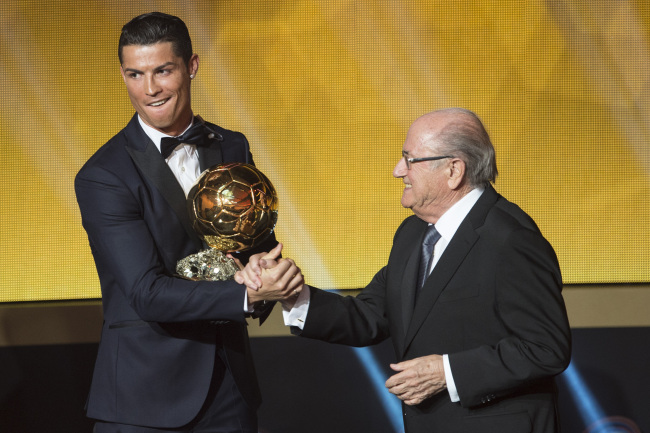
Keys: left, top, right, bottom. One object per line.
{"left": 393, "top": 156, "right": 407, "bottom": 178}
{"left": 144, "top": 74, "right": 161, "bottom": 96}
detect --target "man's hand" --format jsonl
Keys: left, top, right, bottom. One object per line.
{"left": 246, "top": 257, "right": 304, "bottom": 303}
{"left": 385, "top": 354, "right": 447, "bottom": 405}
{"left": 233, "top": 243, "right": 304, "bottom": 304}
{"left": 233, "top": 243, "right": 283, "bottom": 290}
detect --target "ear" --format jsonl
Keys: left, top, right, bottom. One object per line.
{"left": 188, "top": 54, "right": 199, "bottom": 78}
{"left": 447, "top": 158, "right": 466, "bottom": 190}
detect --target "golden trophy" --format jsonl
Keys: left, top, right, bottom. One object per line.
{"left": 176, "top": 162, "right": 278, "bottom": 281}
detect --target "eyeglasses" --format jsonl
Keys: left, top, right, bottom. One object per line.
{"left": 402, "top": 151, "right": 454, "bottom": 170}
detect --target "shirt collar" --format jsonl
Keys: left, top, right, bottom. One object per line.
{"left": 434, "top": 187, "right": 485, "bottom": 240}
{"left": 137, "top": 115, "right": 194, "bottom": 153}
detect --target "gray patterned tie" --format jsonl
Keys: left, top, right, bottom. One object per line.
{"left": 417, "top": 225, "right": 441, "bottom": 293}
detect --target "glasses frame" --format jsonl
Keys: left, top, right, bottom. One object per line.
{"left": 402, "top": 152, "right": 455, "bottom": 170}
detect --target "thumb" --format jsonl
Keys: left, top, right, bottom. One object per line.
{"left": 228, "top": 255, "right": 244, "bottom": 271}
{"left": 259, "top": 258, "right": 276, "bottom": 269}
{"left": 263, "top": 242, "right": 283, "bottom": 261}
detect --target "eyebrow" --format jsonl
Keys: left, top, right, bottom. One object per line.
{"left": 123, "top": 62, "right": 176, "bottom": 74}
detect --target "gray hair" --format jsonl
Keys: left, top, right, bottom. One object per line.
{"left": 427, "top": 108, "right": 498, "bottom": 187}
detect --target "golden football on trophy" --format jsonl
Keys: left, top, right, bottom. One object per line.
{"left": 188, "top": 162, "right": 278, "bottom": 251}
{"left": 176, "top": 163, "right": 278, "bottom": 281}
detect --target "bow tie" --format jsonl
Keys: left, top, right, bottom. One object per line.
{"left": 159, "top": 117, "right": 222, "bottom": 159}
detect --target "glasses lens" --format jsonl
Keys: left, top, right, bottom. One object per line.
{"left": 403, "top": 156, "right": 410, "bottom": 170}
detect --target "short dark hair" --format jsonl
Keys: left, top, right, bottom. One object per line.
{"left": 118, "top": 12, "right": 193, "bottom": 65}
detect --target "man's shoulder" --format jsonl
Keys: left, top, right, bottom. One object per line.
{"left": 393, "top": 215, "right": 425, "bottom": 239}
{"left": 76, "top": 123, "right": 134, "bottom": 180}
{"left": 490, "top": 194, "right": 540, "bottom": 233}
{"left": 202, "top": 118, "right": 247, "bottom": 142}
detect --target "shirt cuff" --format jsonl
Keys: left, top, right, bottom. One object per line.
{"left": 443, "top": 354, "right": 460, "bottom": 402}
{"left": 244, "top": 290, "right": 254, "bottom": 313}
{"left": 282, "top": 286, "right": 310, "bottom": 329}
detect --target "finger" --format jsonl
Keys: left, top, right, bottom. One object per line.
{"left": 263, "top": 243, "right": 283, "bottom": 261}
{"left": 277, "top": 261, "right": 301, "bottom": 290}
{"left": 259, "top": 259, "right": 293, "bottom": 289}
{"left": 247, "top": 260, "right": 262, "bottom": 277}
{"left": 289, "top": 274, "right": 305, "bottom": 291}
{"left": 393, "top": 357, "right": 420, "bottom": 371}
{"left": 387, "top": 386, "right": 399, "bottom": 397}
{"left": 386, "top": 377, "right": 408, "bottom": 392}
{"left": 246, "top": 286, "right": 261, "bottom": 304}
{"left": 238, "top": 258, "right": 266, "bottom": 289}
{"left": 240, "top": 266, "right": 261, "bottom": 289}
{"left": 259, "top": 258, "right": 278, "bottom": 269}
{"left": 387, "top": 383, "right": 408, "bottom": 399}
{"left": 239, "top": 272, "right": 261, "bottom": 290}
{"left": 385, "top": 371, "right": 405, "bottom": 388}
{"left": 229, "top": 256, "right": 244, "bottom": 271}
{"left": 280, "top": 264, "right": 298, "bottom": 289}
{"left": 287, "top": 282, "right": 306, "bottom": 300}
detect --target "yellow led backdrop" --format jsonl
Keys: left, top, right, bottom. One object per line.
{"left": 1, "top": 1, "right": 649, "bottom": 302}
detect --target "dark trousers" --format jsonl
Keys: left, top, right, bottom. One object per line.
{"left": 93, "top": 355, "right": 257, "bottom": 433}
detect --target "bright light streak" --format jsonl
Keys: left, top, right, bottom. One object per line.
{"left": 561, "top": 361, "right": 605, "bottom": 426}
{"left": 351, "top": 346, "right": 404, "bottom": 433}
{"left": 326, "top": 289, "right": 404, "bottom": 433}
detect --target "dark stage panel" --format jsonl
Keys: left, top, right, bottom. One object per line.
{"left": 1, "top": 328, "right": 647, "bottom": 432}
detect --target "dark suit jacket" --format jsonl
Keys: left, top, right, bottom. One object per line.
{"left": 300, "top": 185, "right": 571, "bottom": 433}
{"left": 75, "top": 114, "right": 275, "bottom": 428}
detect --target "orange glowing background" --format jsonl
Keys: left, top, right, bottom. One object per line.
{"left": 2, "top": 0, "right": 649, "bottom": 302}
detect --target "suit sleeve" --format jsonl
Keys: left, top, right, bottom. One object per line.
{"left": 299, "top": 219, "right": 413, "bottom": 345}
{"left": 300, "top": 269, "right": 391, "bottom": 346}
{"left": 75, "top": 163, "right": 248, "bottom": 324}
{"left": 449, "top": 227, "right": 571, "bottom": 407}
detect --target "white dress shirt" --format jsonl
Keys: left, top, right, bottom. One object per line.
{"left": 138, "top": 116, "right": 202, "bottom": 197}
{"left": 139, "top": 116, "right": 252, "bottom": 311}
{"left": 283, "top": 187, "right": 485, "bottom": 403}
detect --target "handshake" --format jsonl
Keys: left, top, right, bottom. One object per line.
{"left": 232, "top": 243, "right": 305, "bottom": 307}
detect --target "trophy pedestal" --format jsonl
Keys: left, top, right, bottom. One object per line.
{"left": 176, "top": 249, "right": 239, "bottom": 281}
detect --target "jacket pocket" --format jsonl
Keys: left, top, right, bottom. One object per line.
{"left": 463, "top": 410, "right": 532, "bottom": 433}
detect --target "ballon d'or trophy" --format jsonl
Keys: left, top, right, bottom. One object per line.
{"left": 176, "top": 162, "right": 279, "bottom": 281}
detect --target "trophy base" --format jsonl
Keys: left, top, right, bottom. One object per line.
{"left": 176, "top": 249, "right": 239, "bottom": 281}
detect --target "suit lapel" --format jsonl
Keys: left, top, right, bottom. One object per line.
{"left": 400, "top": 219, "right": 428, "bottom": 335}
{"left": 195, "top": 115, "right": 224, "bottom": 171}
{"left": 198, "top": 142, "right": 223, "bottom": 172}
{"left": 122, "top": 115, "right": 202, "bottom": 250}
{"left": 402, "top": 186, "right": 499, "bottom": 356}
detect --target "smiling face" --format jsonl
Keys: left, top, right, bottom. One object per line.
{"left": 393, "top": 112, "right": 467, "bottom": 222}
{"left": 120, "top": 42, "right": 198, "bottom": 136}
{"left": 393, "top": 126, "right": 447, "bottom": 219}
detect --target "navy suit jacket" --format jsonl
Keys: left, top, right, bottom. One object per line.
{"left": 75, "top": 114, "right": 274, "bottom": 427}
{"left": 300, "top": 185, "right": 571, "bottom": 433}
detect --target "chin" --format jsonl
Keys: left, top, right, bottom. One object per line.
{"left": 145, "top": 117, "right": 175, "bottom": 132}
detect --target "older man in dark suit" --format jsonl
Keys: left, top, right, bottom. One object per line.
{"left": 75, "top": 12, "right": 302, "bottom": 433}
{"left": 241, "top": 108, "right": 571, "bottom": 433}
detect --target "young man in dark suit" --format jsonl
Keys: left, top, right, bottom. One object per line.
{"left": 240, "top": 108, "right": 571, "bottom": 433}
{"left": 75, "top": 12, "right": 302, "bottom": 433}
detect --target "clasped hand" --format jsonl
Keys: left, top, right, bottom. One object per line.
{"left": 232, "top": 243, "right": 305, "bottom": 306}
